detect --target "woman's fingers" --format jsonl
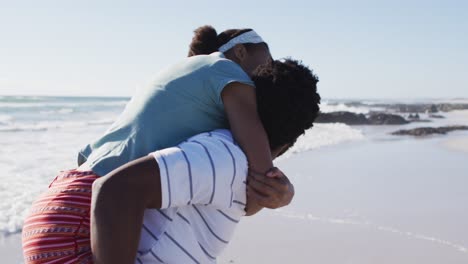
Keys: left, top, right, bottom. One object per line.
{"left": 265, "top": 167, "right": 283, "bottom": 178}
{"left": 251, "top": 172, "right": 290, "bottom": 193}
{"left": 248, "top": 176, "right": 277, "bottom": 197}
{"left": 247, "top": 186, "right": 277, "bottom": 209}
{"left": 247, "top": 167, "right": 295, "bottom": 209}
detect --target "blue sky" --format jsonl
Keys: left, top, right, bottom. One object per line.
{"left": 0, "top": 0, "right": 467, "bottom": 99}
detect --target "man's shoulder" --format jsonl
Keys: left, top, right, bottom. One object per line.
{"left": 184, "top": 129, "right": 246, "bottom": 162}
{"left": 186, "top": 129, "right": 233, "bottom": 143}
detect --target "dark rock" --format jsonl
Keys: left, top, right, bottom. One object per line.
{"left": 393, "top": 103, "right": 468, "bottom": 113}
{"left": 362, "top": 103, "right": 468, "bottom": 113}
{"left": 409, "top": 119, "right": 432, "bottom": 123}
{"left": 429, "top": 114, "right": 445, "bottom": 119}
{"left": 437, "top": 104, "right": 468, "bottom": 112}
{"left": 368, "top": 113, "right": 409, "bottom": 125}
{"left": 396, "top": 104, "right": 439, "bottom": 113}
{"left": 321, "top": 102, "right": 468, "bottom": 113}
{"left": 395, "top": 104, "right": 431, "bottom": 113}
{"left": 315, "top": 111, "right": 369, "bottom": 125}
{"left": 316, "top": 111, "right": 411, "bottom": 125}
{"left": 428, "top": 104, "right": 438, "bottom": 113}
{"left": 391, "top": 125, "right": 468, "bottom": 136}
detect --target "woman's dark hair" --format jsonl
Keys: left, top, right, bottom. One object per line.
{"left": 188, "top": 25, "right": 267, "bottom": 57}
{"left": 253, "top": 59, "right": 321, "bottom": 151}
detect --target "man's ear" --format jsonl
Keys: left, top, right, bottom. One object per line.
{"left": 232, "top": 44, "right": 248, "bottom": 62}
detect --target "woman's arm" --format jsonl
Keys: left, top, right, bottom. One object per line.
{"left": 221, "top": 82, "right": 274, "bottom": 215}
{"left": 221, "top": 82, "right": 273, "bottom": 173}
{"left": 91, "top": 156, "right": 161, "bottom": 264}
{"left": 221, "top": 83, "right": 296, "bottom": 215}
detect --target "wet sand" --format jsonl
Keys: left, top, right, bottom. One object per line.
{"left": 444, "top": 136, "right": 468, "bottom": 153}
{"left": 0, "top": 234, "right": 23, "bottom": 264}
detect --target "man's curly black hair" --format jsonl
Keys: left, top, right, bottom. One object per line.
{"left": 252, "top": 59, "right": 321, "bottom": 153}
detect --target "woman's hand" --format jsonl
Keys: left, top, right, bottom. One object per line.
{"left": 245, "top": 167, "right": 295, "bottom": 215}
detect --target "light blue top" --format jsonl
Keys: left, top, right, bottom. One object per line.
{"left": 78, "top": 52, "right": 253, "bottom": 176}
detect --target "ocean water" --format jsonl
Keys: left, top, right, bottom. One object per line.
{"left": 0, "top": 96, "right": 366, "bottom": 235}
{"left": 0, "top": 96, "right": 127, "bottom": 234}
{"left": 319, "top": 101, "right": 379, "bottom": 114}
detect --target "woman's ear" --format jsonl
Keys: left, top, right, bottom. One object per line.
{"left": 232, "top": 44, "right": 248, "bottom": 62}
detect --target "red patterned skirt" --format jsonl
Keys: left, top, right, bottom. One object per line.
{"left": 22, "top": 170, "right": 99, "bottom": 264}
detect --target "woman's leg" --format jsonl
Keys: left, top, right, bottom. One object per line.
{"left": 22, "top": 170, "right": 99, "bottom": 264}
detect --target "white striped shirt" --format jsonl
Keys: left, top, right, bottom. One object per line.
{"left": 135, "top": 129, "right": 248, "bottom": 264}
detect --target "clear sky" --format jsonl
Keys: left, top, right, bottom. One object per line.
{"left": 1, "top": 0, "right": 467, "bottom": 99}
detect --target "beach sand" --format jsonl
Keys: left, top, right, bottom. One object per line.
{"left": 219, "top": 136, "right": 468, "bottom": 263}
{"left": 219, "top": 211, "right": 468, "bottom": 264}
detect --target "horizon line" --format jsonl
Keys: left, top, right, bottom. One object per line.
{"left": 1, "top": 94, "right": 468, "bottom": 102}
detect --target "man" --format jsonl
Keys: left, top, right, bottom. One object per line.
{"left": 91, "top": 59, "right": 321, "bottom": 263}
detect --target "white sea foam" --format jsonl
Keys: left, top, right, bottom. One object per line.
{"left": 0, "top": 127, "right": 99, "bottom": 234}
{"left": 0, "top": 97, "right": 124, "bottom": 234}
{"left": 320, "top": 102, "right": 372, "bottom": 114}
{"left": 0, "top": 119, "right": 115, "bottom": 132}
{"left": 0, "top": 100, "right": 128, "bottom": 109}
{"left": 40, "top": 108, "right": 74, "bottom": 115}
{"left": 278, "top": 123, "right": 365, "bottom": 161}
{"left": 87, "top": 119, "right": 115, "bottom": 126}
{"left": 0, "top": 114, "right": 12, "bottom": 125}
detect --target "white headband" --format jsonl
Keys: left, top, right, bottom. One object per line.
{"left": 218, "top": 30, "right": 265, "bottom": 53}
